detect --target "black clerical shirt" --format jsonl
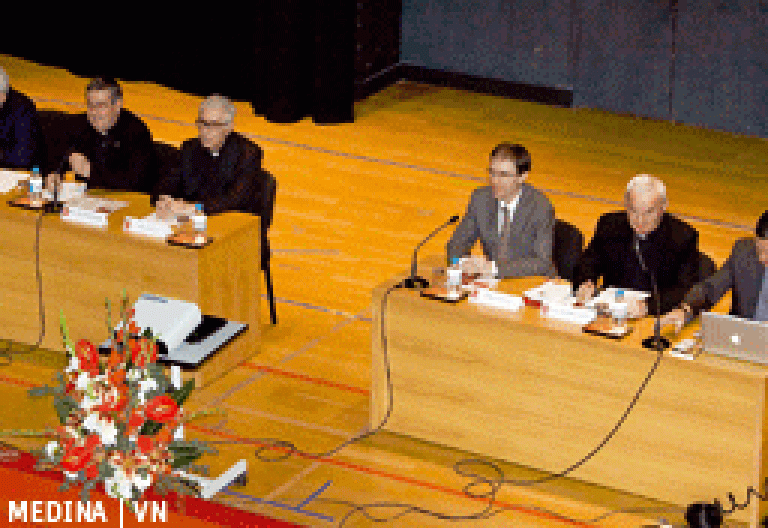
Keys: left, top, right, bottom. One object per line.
{"left": 66, "top": 109, "right": 157, "bottom": 193}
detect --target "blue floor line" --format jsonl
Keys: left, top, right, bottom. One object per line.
{"left": 222, "top": 480, "right": 335, "bottom": 523}
{"left": 261, "top": 294, "right": 373, "bottom": 322}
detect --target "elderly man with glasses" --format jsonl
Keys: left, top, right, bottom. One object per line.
{"left": 0, "top": 66, "right": 44, "bottom": 171}
{"left": 153, "top": 94, "right": 265, "bottom": 218}
{"left": 46, "top": 76, "right": 157, "bottom": 193}
{"left": 446, "top": 143, "right": 556, "bottom": 278}
{"left": 573, "top": 174, "right": 701, "bottom": 317}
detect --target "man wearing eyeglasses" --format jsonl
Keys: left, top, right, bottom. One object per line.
{"left": 446, "top": 143, "right": 556, "bottom": 278}
{"left": 46, "top": 77, "right": 157, "bottom": 193}
{"left": 573, "top": 174, "right": 701, "bottom": 318}
{"left": 153, "top": 94, "right": 264, "bottom": 217}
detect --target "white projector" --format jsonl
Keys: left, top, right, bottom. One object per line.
{"left": 129, "top": 294, "right": 203, "bottom": 353}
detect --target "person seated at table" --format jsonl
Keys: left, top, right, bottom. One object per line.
{"left": 573, "top": 174, "right": 700, "bottom": 318}
{"left": 0, "top": 66, "right": 45, "bottom": 171}
{"left": 661, "top": 210, "right": 768, "bottom": 333}
{"left": 446, "top": 143, "right": 555, "bottom": 279}
{"left": 46, "top": 76, "right": 157, "bottom": 193}
{"left": 153, "top": 94, "right": 266, "bottom": 217}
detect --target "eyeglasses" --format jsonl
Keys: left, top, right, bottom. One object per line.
{"left": 487, "top": 169, "right": 521, "bottom": 178}
{"left": 195, "top": 118, "right": 229, "bottom": 129}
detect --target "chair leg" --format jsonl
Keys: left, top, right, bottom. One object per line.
{"left": 263, "top": 263, "right": 277, "bottom": 325}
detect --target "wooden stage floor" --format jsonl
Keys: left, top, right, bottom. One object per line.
{"left": 0, "top": 54, "right": 766, "bottom": 527}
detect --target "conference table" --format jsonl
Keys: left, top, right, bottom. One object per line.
{"left": 0, "top": 185, "right": 261, "bottom": 389}
{"left": 371, "top": 256, "right": 767, "bottom": 527}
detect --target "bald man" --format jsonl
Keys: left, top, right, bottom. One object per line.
{"left": 574, "top": 175, "right": 701, "bottom": 317}
{"left": 154, "top": 94, "right": 266, "bottom": 216}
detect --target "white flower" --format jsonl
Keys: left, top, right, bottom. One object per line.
{"left": 65, "top": 356, "right": 80, "bottom": 373}
{"left": 75, "top": 371, "right": 91, "bottom": 391}
{"left": 82, "top": 413, "right": 118, "bottom": 446}
{"left": 137, "top": 377, "right": 158, "bottom": 405}
{"left": 104, "top": 465, "right": 134, "bottom": 500}
{"left": 45, "top": 441, "right": 59, "bottom": 460}
{"left": 132, "top": 471, "right": 153, "bottom": 493}
{"left": 127, "top": 368, "right": 144, "bottom": 382}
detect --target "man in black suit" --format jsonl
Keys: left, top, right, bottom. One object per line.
{"left": 662, "top": 210, "right": 768, "bottom": 332}
{"left": 0, "top": 66, "right": 45, "bottom": 171}
{"left": 153, "top": 94, "right": 266, "bottom": 217}
{"left": 574, "top": 175, "right": 700, "bottom": 317}
{"left": 46, "top": 77, "right": 157, "bottom": 193}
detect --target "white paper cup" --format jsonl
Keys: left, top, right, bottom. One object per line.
{"left": 28, "top": 177, "right": 43, "bottom": 194}
{"left": 192, "top": 214, "right": 207, "bottom": 231}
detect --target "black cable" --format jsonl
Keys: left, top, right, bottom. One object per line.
{"left": 1, "top": 207, "right": 46, "bottom": 365}
{"left": 247, "top": 280, "right": 667, "bottom": 526}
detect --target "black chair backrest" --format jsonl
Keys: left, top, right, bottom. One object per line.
{"left": 697, "top": 251, "right": 716, "bottom": 283}
{"left": 259, "top": 171, "right": 277, "bottom": 269}
{"left": 554, "top": 219, "right": 584, "bottom": 284}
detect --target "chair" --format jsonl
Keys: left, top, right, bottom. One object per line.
{"left": 553, "top": 219, "right": 584, "bottom": 284}
{"left": 697, "top": 250, "right": 716, "bottom": 282}
{"left": 259, "top": 172, "right": 278, "bottom": 325}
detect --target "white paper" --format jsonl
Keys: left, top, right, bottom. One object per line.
{"left": 61, "top": 206, "right": 108, "bottom": 228}
{"left": 469, "top": 290, "right": 524, "bottom": 312}
{"left": 524, "top": 281, "right": 575, "bottom": 304}
{"left": 65, "top": 195, "right": 128, "bottom": 213}
{"left": 0, "top": 170, "right": 29, "bottom": 194}
{"left": 541, "top": 302, "right": 597, "bottom": 325}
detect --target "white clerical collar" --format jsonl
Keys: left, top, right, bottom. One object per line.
{"left": 211, "top": 151, "right": 219, "bottom": 157}
{"left": 499, "top": 190, "right": 522, "bottom": 209}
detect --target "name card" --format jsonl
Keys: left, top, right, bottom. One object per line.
{"left": 61, "top": 206, "right": 108, "bottom": 228}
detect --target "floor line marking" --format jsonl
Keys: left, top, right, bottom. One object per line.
{"left": 222, "top": 404, "right": 357, "bottom": 438}
{"left": 31, "top": 96, "right": 754, "bottom": 233}
{"left": 185, "top": 425, "right": 598, "bottom": 527}
{"left": 260, "top": 294, "right": 372, "bottom": 322}
{"left": 222, "top": 485, "right": 335, "bottom": 523}
{"left": 261, "top": 462, "right": 322, "bottom": 503}
{"left": 243, "top": 364, "right": 369, "bottom": 395}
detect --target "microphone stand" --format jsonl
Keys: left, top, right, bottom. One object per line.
{"left": 45, "top": 154, "right": 69, "bottom": 215}
{"left": 635, "top": 237, "right": 670, "bottom": 351}
{"left": 401, "top": 215, "right": 460, "bottom": 289}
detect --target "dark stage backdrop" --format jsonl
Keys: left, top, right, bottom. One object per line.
{"left": 0, "top": 5, "right": 355, "bottom": 124}
{"left": 401, "top": 0, "right": 768, "bottom": 138}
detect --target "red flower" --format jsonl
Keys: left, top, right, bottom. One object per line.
{"left": 136, "top": 435, "right": 155, "bottom": 454}
{"left": 145, "top": 395, "right": 178, "bottom": 423}
{"left": 95, "top": 386, "right": 128, "bottom": 414}
{"left": 130, "top": 338, "right": 158, "bottom": 368}
{"left": 86, "top": 463, "right": 100, "bottom": 480}
{"left": 75, "top": 339, "right": 100, "bottom": 375}
{"left": 60, "top": 444, "right": 93, "bottom": 473}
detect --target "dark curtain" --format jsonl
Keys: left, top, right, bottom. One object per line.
{"left": 0, "top": 5, "right": 355, "bottom": 125}
{"left": 251, "top": 1, "right": 356, "bottom": 124}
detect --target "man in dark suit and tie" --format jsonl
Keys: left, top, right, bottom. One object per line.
{"left": 574, "top": 174, "right": 700, "bottom": 317}
{"left": 153, "top": 94, "right": 266, "bottom": 217}
{"left": 662, "top": 210, "right": 768, "bottom": 332}
{"left": 446, "top": 143, "right": 556, "bottom": 278}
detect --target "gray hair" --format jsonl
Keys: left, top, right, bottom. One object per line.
{"left": 0, "top": 67, "right": 9, "bottom": 94}
{"left": 200, "top": 94, "right": 235, "bottom": 124}
{"left": 625, "top": 174, "right": 667, "bottom": 205}
{"left": 86, "top": 77, "right": 123, "bottom": 104}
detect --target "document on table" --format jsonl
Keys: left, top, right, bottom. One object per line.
{"left": 0, "top": 170, "right": 28, "bottom": 193}
{"left": 123, "top": 212, "right": 179, "bottom": 239}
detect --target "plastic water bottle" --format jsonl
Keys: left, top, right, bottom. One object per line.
{"left": 28, "top": 166, "right": 43, "bottom": 204}
{"left": 192, "top": 203, "right": 207, "bottom": 244}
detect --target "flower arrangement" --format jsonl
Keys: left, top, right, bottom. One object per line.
{"left": 8, "top": 291, "right": 219, "bottom": 508}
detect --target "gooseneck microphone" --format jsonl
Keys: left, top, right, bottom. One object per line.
{"left": 401, "top": 215, "right": 460, "bottom": 289}
{"left": 634, "top": 236, "right": 670, "bottom": 351}
{"left": 46, "top": 152, "right": 70, "bottom": 214}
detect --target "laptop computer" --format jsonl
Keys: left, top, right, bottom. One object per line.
{"left": 701, "top": 311, "right": 768, "bottom": 365}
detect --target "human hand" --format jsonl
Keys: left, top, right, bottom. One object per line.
{"left": 461, "top": 256, "right": 494, "bottom": 276}
{"left": 575, "top": 281, "right": 596, "bottom": 304}
{"left": 660, "top": 308, "right": 687, "bottom": 334}
{"left": 69, "top": 153, "right": 91, "bottom": 179}
{"left": 626, "top": 298, "right": 648, "bottom": 319}
{"left": 44, "top": 173, "right": 61, "bottom": 191}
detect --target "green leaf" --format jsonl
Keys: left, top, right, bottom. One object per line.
{"left": 138, "top": 419, "right": 164, "bottom": 436}
{"left": 28, "top": 385, "right": 54, "bottom": 398}
{"left": 54, "top": 398, "right": 77, "bottom": 425}
{"left": 168, "top": 379, "right": 195, "bottom": 407}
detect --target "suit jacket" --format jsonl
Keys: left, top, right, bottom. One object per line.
{"left": 153, "top": 132, "right": 266, "bottom": 217}
{"left": 684, "top": 237, "right": 765, "bottom": 319}
{"left": 446, "top": 184, "right": 555, "bottom": 278}
{"left": 574, "top": 212, "right": 699, "bottom": 314}
{"left": 66, "top": 109, "right": 157, "bottom": 193}
{"left": 0, "top": 87, "right": 45, "bottom": 170}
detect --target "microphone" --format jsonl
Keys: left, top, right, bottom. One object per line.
{"left": 634, "top": 237, "right": 670, "bottom": 351}
{"left": 46, "top": 153, "right": 70, "bottom": 214}
{"left": 401, "top": 215, "right": 460, "bottom": 289}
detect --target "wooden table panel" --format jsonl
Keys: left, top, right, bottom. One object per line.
{"left": 372, "top": 257, "right": 767, "bottom": 526}
{"left": 0, "top": 189, "right": 260, "bottom": 388}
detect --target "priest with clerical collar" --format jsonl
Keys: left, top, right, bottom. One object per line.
{"left": 153, "top": 94, "right": 266, "bottom": 217}
{"left": 46, "top": 76, "right": 157, "bottom": 193}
